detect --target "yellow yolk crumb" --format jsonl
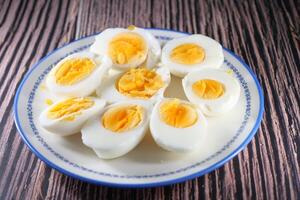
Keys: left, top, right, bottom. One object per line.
{"left": 47, "top": 97, "right": 94, "bottom": 121}
{"left": 192, "top": 79, "right": 224, "bottom": 99}
{"left": 45, "top": 98, "right": 53, "bottom": 105}
{"left": 116, "top": 68, "right": 164, "bottom": 99}
{"left": 108, "top": 32, "right": 147, "bottom": 65}
{"left": 159, "top": 99, "right": 198, "bottom": 128}
{"left": 40, "top": 84, "right": 47, "bottom": 91}
{"left": 102, "top": 105, "right": 143, "bottom": 132}
{"left": 90, "top": 91, "right": 98, "bottom": 97}
{"left": 127, "top": 25, "right": 136, "bottom": 30}
{"left": 226, "top": 69, "right": 233, "bottom": 76}
{"left": 170, "top": 43, "right": 205, "bottom": 65}
{"left": 55, "top": 58, "right": 96, "bottom": 85}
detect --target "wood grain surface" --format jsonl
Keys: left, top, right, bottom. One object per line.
{"left": 0, "top": 0, "right": 299, "bottom": 199}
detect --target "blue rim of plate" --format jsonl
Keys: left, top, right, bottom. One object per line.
{"left": 13, "top": 28, "right": 264, "bottom": 188}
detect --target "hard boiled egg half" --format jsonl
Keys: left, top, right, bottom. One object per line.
{"left": 150, "top": 98, "right": 207, "bottom": 152}
{"left": 39, "top": 97, "right": 106, "bottom": 136}
{"left": 182, "top": 68, "right": 240, "bottom": 116}
{"left": 161, "top": 34, "right": 224, "bottom": 77}
{"left": 90, "top": 26, "right": 161, "bottom": 69}
{"left": 97, "top": 67, "right": 170, "bottom": 104}
{"left": 46, "top": 52, "right": 112, "bottom": 97}
{"left": 81, "top": 101, "right": 151, "bottom": 159}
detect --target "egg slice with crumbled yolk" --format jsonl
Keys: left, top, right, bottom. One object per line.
{"left": 46, "top": 52, "right": 112, "bottom": 97}
{"left": 149, "top": 98, "right": 207, "bottom": 152}
{"left": 192, "top": 79, "right": 224, "bottom": 99}
{"left": 170, "top": 43, "right": 205, "bottom": 65}
{"left": 161, "top": 34, "right": 224, "bottom": 77}
{"left": 47, "top": 97, "right": 94, "bottom": 121}
{"left": 159, "top": 99, "right": 198, "bottom": 128}
{"left": 81, "top": 101, "right": 150, "bottom": 159}
{"left": 182, "top": 68, "right": 240, "bottom": 116}
{"left": 108, "top": 32, "right": 147, "bottom": 65}
{"left": 96, "top": 67, "right": 170, "bottom": 104}
{"left": 55, "top": 58, "right": 96, "bottom": 85}
{"left": 116, "top": 68, "right": 164, "bottom": 99}
{"left": 90, "top": 27, "right": 161, "bottom": 69}
{"left": 102, "top": 105, "right": 143, "bottom": 132}
{"left": 39, "top": 97, "right": 106, "bottom": 136}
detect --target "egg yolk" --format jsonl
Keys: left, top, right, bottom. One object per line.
{"left": 116, "top": 68, "right": 164, "bottom": 99}
{"left": 159, "top": 99, "right": 198, "bottom": 128}
{"left": 170, "top": 43, "right": 205, "bottom": 65}
{"left": 108, "top": 32, "right": 147, "bottom": 65}
{"left": 47, "top": 97, "right": 94, "bottom": 121}
{"left": 102, "top": 105, "right": 143, "bottom": 132}
{"left": 192, "top": 79, "right": 224, "bottom": 99}
{"left": 55, "top": 58, "right": 96, "bottom": 85}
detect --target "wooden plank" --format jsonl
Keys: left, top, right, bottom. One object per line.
{"left": 0, "top": 0, "right": 299, "bottom": 199}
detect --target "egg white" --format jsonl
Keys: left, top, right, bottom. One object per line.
{"left": 161, "top": 34, "right": 224, "bottom": 77}
{"left": 90, "top": 27, "right": 161, "bottom": 69}
{"left": 39, "top": 97, "right": 106, "bottom": 136}
{"left": 182, "top": 68, "right": 240, "bottom": 116}
{"left": 81, "top": 101, "right": 152, "bottom": 159}
{"left": 46, "top": 52, "right": 112, "bottom": 97}
{"left": 96, "top": 67, "right": 171, "bottom": 104}
{"left": 150, "top": 98, "right": 207, "bottom": 152}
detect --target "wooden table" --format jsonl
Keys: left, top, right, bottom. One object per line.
{"left": 0, "top": 0, "right": 299, "bottom": 199}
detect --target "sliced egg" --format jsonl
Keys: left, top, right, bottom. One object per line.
{"left": 182, "top": 68, "right": 240, "bottom": 116}
{"left": 39, "top": 97, "right": 106, "bottom": 136}
{"left": 81, "top": 101, "right": 151, "bottom": 159}
{"left": 96, "top": 67, "right": 170, "bottom": 104}
{"left": 90, "top": 26, "right": 161, "bottom": 69}
{"left": 46, "top": 52, "right": 112, "bottom": 97}
{"left": 161, "top": 34, "right": 224, "bottom": 77}
{"left": 150, "top": 98, "right": 207, "bottom": 152}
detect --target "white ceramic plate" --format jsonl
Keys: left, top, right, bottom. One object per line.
{"left": 14, "top": 29, "right": 264, "bottom": 188}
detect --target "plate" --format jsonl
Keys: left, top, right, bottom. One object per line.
{"left": 14, "top": 28, "right": 264, "bottom": 188}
